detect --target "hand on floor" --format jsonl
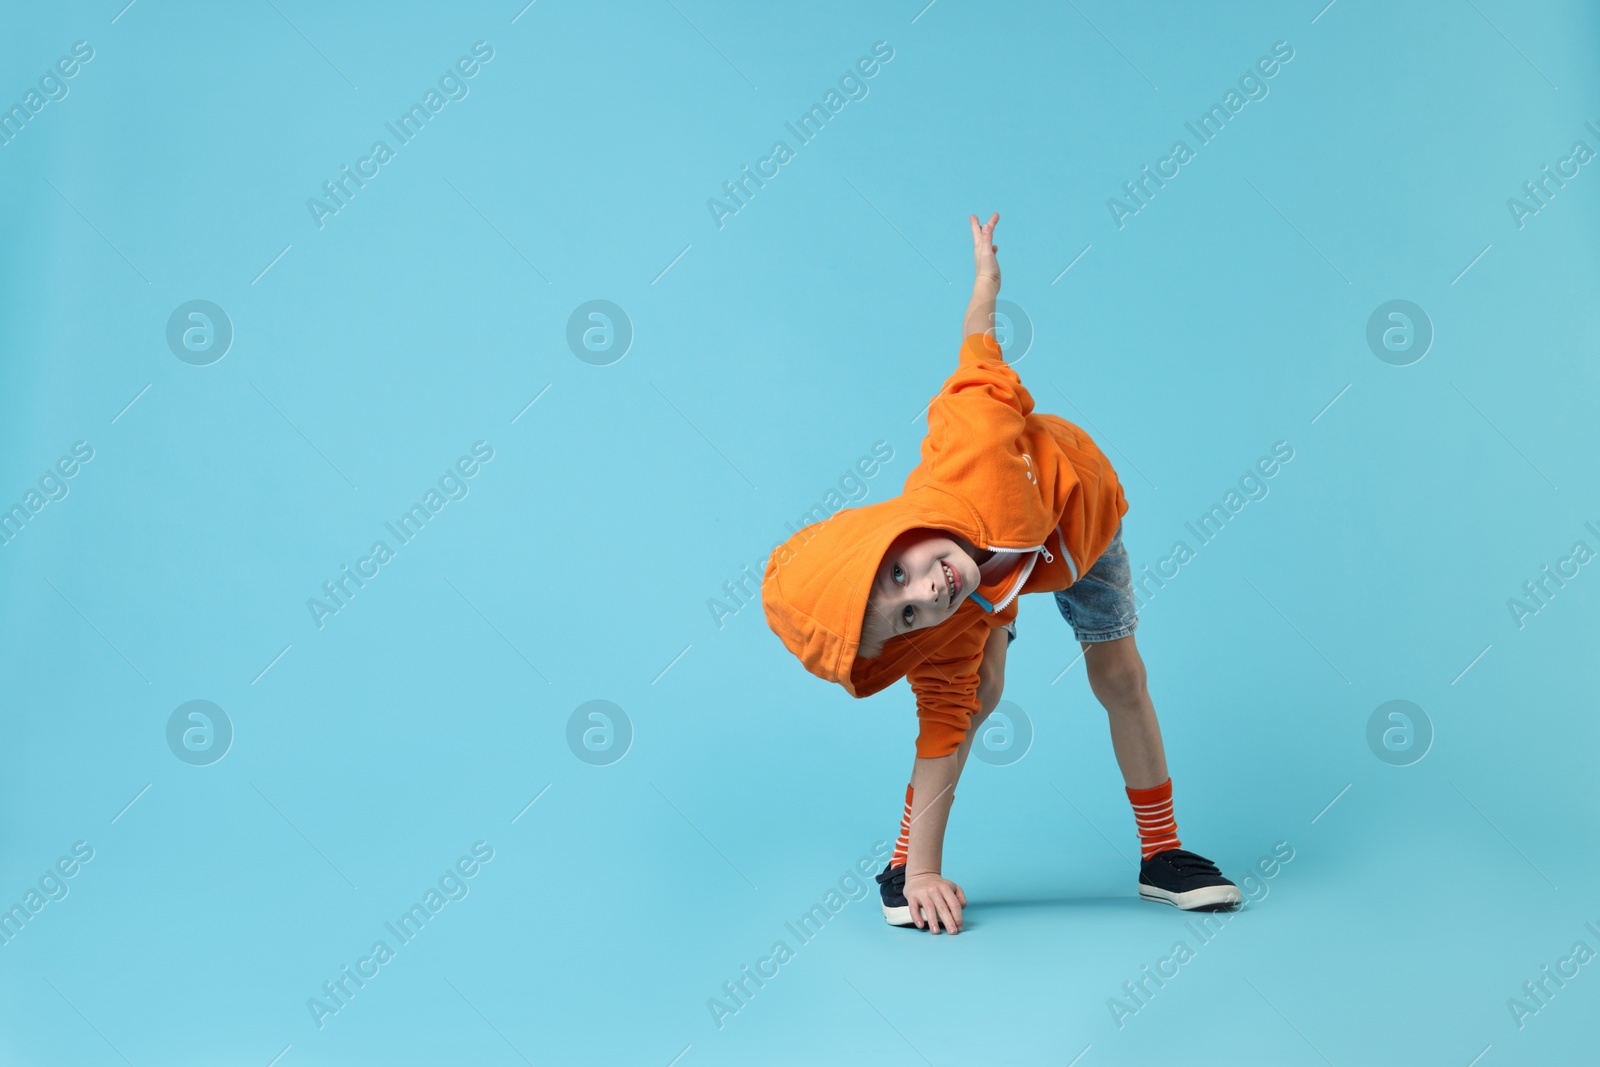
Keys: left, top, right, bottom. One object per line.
{"left": 903, "top": 872, "right": 968, "bottom": 934}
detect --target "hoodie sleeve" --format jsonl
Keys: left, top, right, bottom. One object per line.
{"left": 905, "top": 615, "right": 992, "bottom": 759}
{"left": 916, "top": 334, "right": 1042, "bottom": 508}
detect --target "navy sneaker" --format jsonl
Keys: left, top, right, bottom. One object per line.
{"left": 1138, "top": 848, "right": 1242, "bottom": 911}
{"left": 874, "top": 862, "right": 915, "bottom": 926}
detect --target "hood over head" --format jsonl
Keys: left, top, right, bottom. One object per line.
{"left": 760, "top": 484, "right": 978, "bottom": 697}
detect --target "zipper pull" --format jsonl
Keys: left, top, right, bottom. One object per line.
{"left": 1040, "top": 544, "right": 1054, "bottom": 563}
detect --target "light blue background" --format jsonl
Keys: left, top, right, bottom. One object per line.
{"left": 2, "top": 1, "right": 1597, "bottom": 1064}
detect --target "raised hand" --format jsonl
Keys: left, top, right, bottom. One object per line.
{"left": 969, "top": 212, "right": 1000, "bottom": 286}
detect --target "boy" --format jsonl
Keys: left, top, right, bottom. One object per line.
{"left": 761, "top": 213, "right": 1241, "bottom": 934}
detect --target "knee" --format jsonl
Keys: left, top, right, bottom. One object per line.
{"left": 1088, "top": 653, "right": 1147, "bottom": 706}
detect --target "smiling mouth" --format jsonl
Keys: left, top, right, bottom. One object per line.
{"left": 941, "top": 561, "right": 959, "bottom": 603}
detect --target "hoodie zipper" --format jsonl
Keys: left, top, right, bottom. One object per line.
{"left": 985, "top": 543, "right": 1047, "bottom": 614}
{"left": 982, "top": 529, "right": 1074, "bottom": 614}
{"left": 1056, "top": 526, "right": 1077, "bottom": 583}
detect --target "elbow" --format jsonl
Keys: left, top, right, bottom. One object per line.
{"left": 915, "top": 716, "right": 968, "bottom": 760}
{"left": 915, "top": 737, "right": 962, "bottom": 760}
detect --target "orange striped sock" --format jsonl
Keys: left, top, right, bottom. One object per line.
{"left": 1126, "top": 777, "right": 1181, "bottom": 860}
{"left": 890, "top": 784, "right": 914, "bottom": 867}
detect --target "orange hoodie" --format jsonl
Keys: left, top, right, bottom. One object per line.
{"left": 761, "top": 333, "right": 1129, "bottom": 758}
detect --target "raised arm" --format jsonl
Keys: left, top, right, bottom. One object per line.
{"left": 911, "top": 213, "right": 1036, "bottom": 498}
{"left": 961, "top": 212, "right": 1001, "bottom": 340}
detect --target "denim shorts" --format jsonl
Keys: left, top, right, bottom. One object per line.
{"left": 1003, "top": 521, "right": 1139, "bottom": 646}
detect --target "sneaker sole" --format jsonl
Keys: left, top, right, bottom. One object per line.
{"left": 882, "top": 903, "right": 915, "bottom": 926}
{"left": 1139, "top": 884, "right": 1243, "bottom": 911}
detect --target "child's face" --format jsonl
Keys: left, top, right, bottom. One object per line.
{"left": 871, "top": 529, "right": 981, "bottom": 637}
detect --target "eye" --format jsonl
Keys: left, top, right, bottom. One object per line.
{"left": 891, "top": 563, "right": 904, "bottom": 584}
{"left": 902, "top": 605, "right": 915, "bottom": 627}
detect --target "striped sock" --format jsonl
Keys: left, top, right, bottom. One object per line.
{"left": 1126, "top": 777, "right": 1181, "bottom": 859}
{"left": 890, "top": 784, "right": 914, "bottom": 867}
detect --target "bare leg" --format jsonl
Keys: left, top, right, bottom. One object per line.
{"left": 1081, "top": 633, "right": 1169, "bottom": 790}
